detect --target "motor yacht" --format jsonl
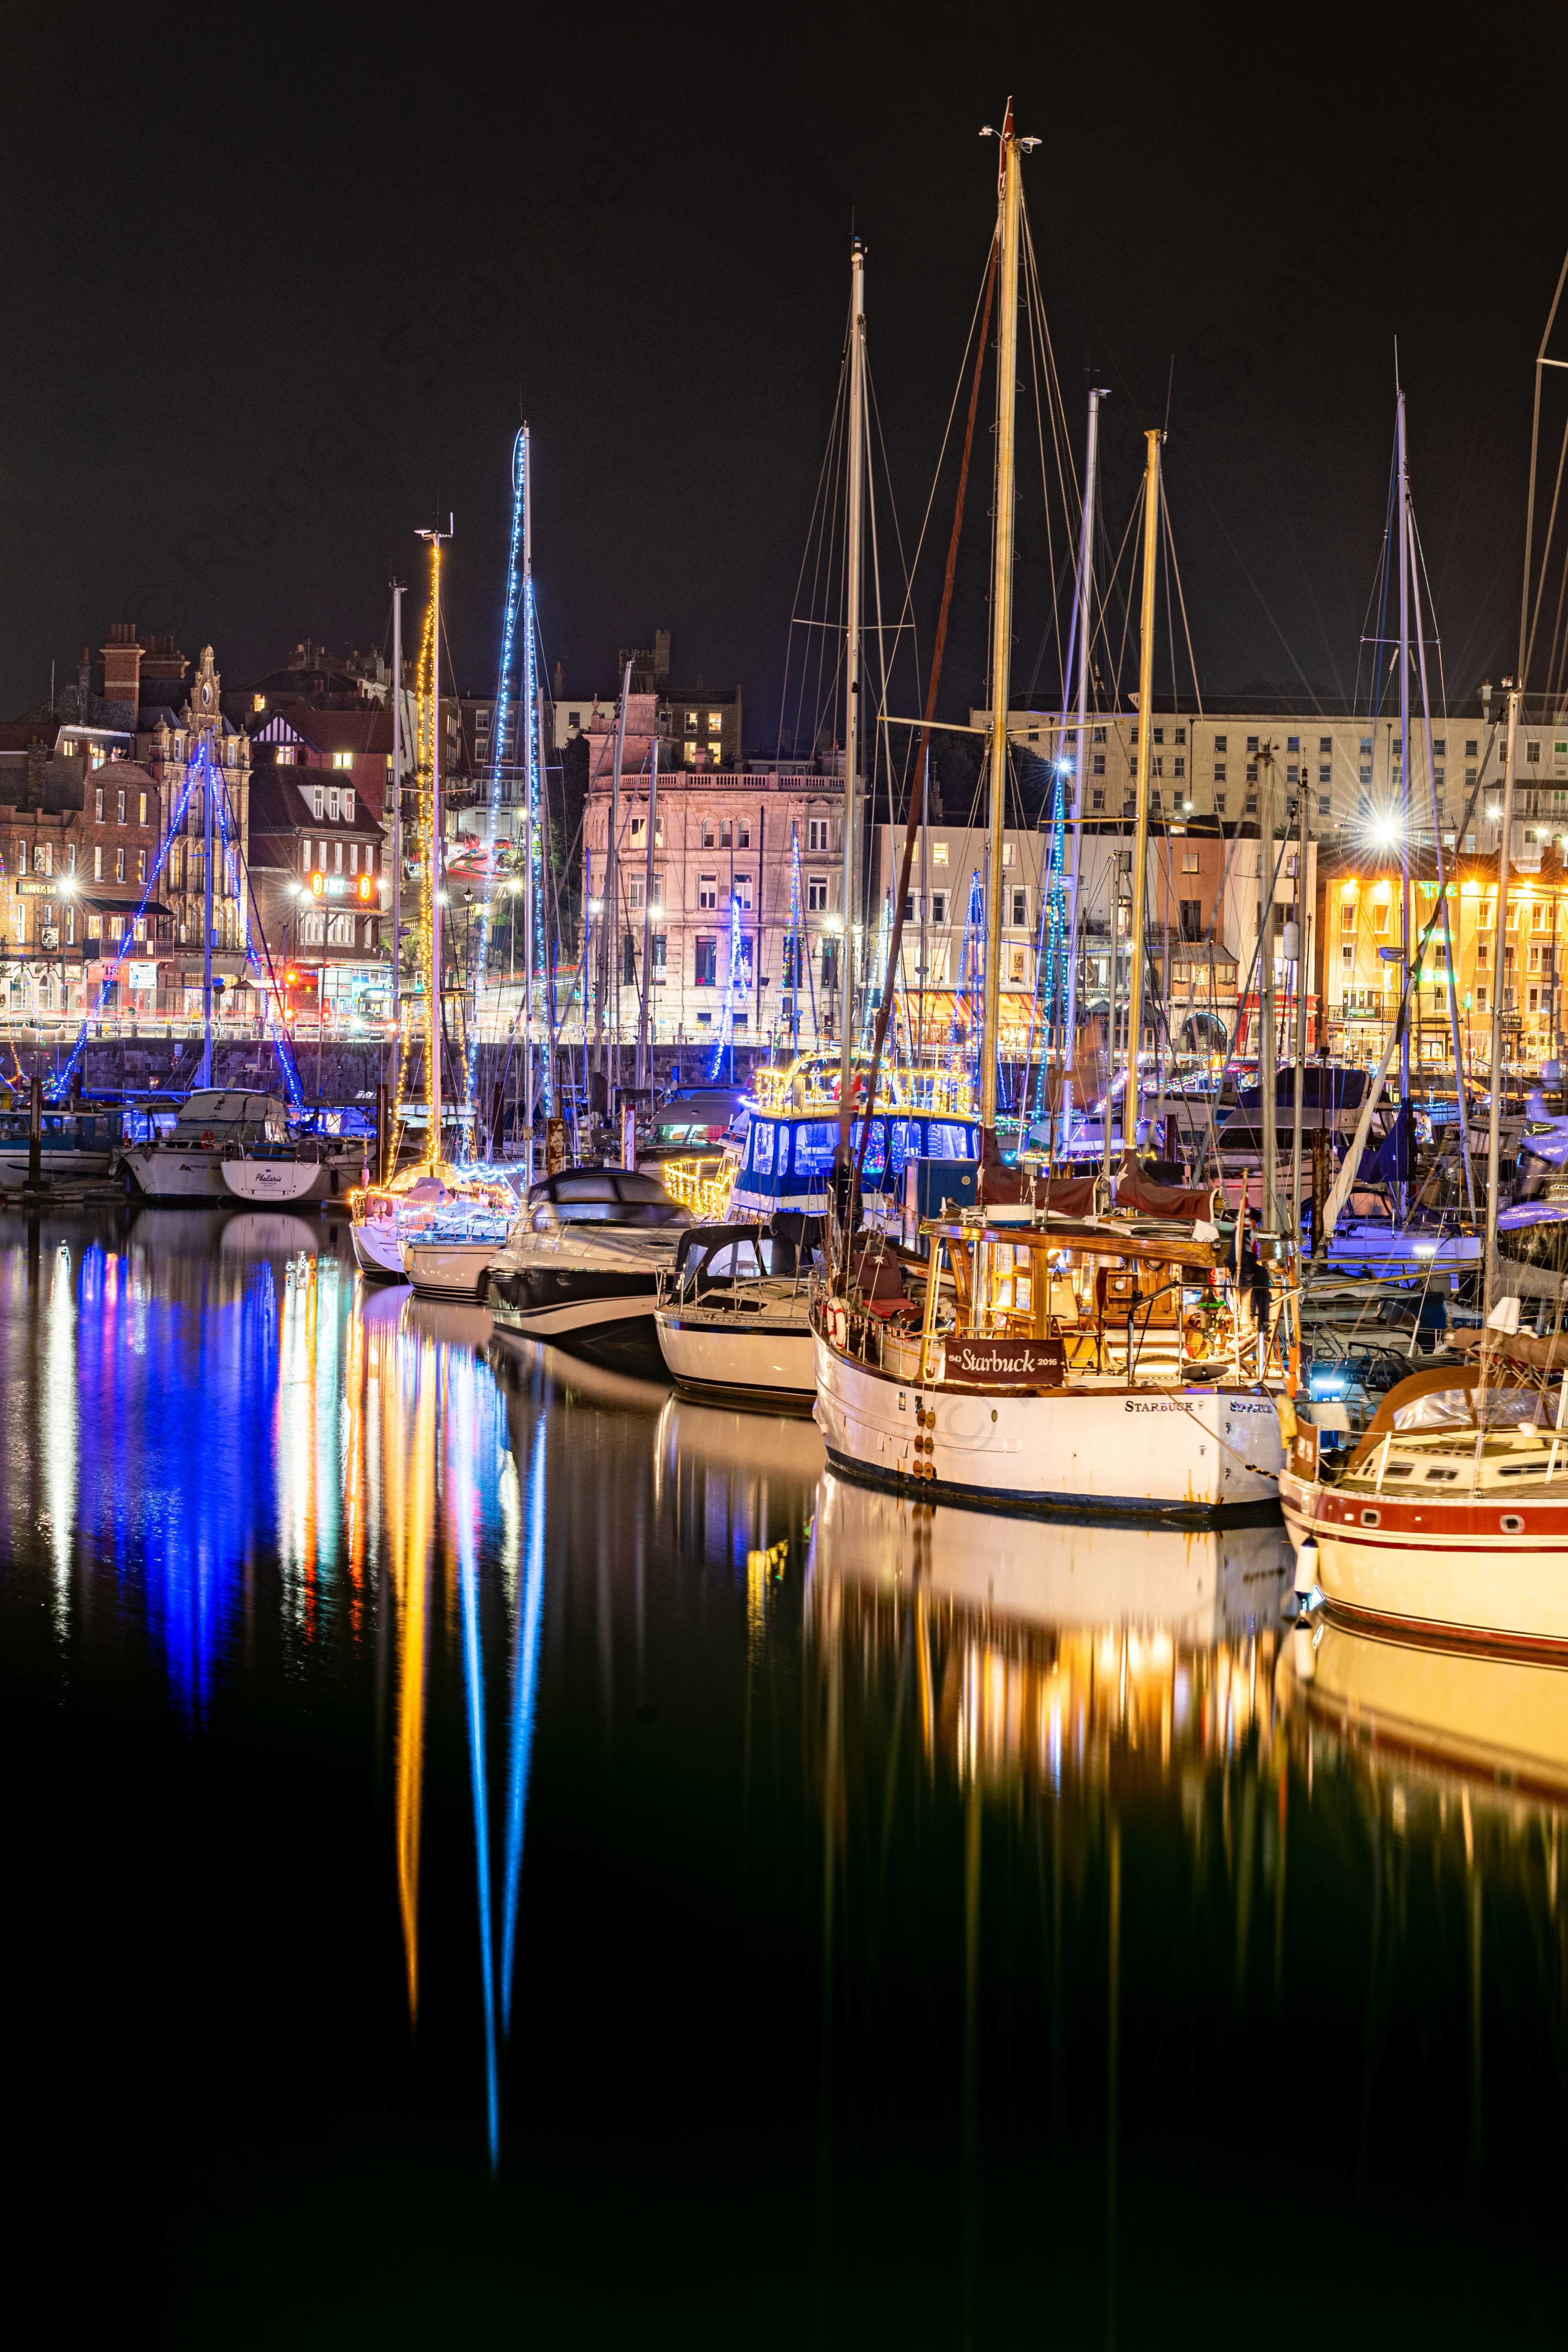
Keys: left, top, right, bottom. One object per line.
{"left": 654, "top": 1222, "right": 820, "bottom": 1410}
{"left": 115, "top": 1089, "right": 363, "bottom": 1205}
{"left": 485, "top": 1166, "right": 690, "bottom": 1376}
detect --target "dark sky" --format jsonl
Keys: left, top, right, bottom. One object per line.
{"left": 4, "top": 0, "right": 1567, "bottom": 739}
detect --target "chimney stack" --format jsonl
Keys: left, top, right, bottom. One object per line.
{"left": 101, "top": 622, "right": 143, "bottom": 713}
{"left": 78, "top": 645, "right": 91, "bottom": 715}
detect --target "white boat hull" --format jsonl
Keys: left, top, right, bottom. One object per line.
{"left": 401, "top": 1238, "right": 495, "bottom": 1301}
{"left": 655, "top": 1307, "right": 816, "bottom": 1407}
{"left": 351, "top": 1218, "right": 408, "bottom": 1281}
{"left": 220, "top": 1159, "right": 321, "bottom": 1203}
{"left": 814, "top": 1336, "right": 1283, "bottom": 1520}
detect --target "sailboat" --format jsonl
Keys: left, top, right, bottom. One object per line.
{"left": 811, "top": 105, "right": 1285, "bottom": 1521}
{"left": 353, "top": 518, "right": 521, "bottom": 1283}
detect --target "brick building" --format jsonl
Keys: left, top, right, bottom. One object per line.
{"left": 247, "top": 768, "right": 389, "bottom": 1023}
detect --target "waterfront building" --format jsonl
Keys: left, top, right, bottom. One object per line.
{"left": 249, "top": 699, "right": 396, "bottom": 822}
{"left": 247, "top": 768, "right": 389, "bottom": 1025}
{"left": 581, "top": 698, "right": 844, "bottom": 1051}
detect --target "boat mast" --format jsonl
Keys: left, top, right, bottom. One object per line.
{"left": 521, "top": 424, "right": 536, "bottom": 1182}
{"left": 1059, "top": 385, "right": 1104, "bottom": 1152}
{"left": 1260, "top": 743, "right": 1277, "bottom": 1231}
{"left": 390, "top": 580, "right": 403, "bottom": 1036}
{"left": 1123, "top": 428, "right": 1160, "bottom": 1160}
{"left": 606, "top": 657, "right": 633, "bottom": 1102}
{"left": 1484, "top": 683, "right": 1521, "bottom": 1321}
{"left": 636, "top": 737, "right": 659, "bottom": 1095}
{"left": 417, "top": 520, "right": 451, "bottom": 1165}
{"left": 839, "top": 235, "right": 866, "bottom": 1100}
{"left": 981, "top": 107, "right": 1023, "bottom": 1131}
{"left": 199, "top": 732, "right": 214, "bottom": 1089}
{"left": 1397, "top": 388, "right": 1412, "bottom": 1211}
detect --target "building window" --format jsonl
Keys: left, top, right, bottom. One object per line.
{"left": 1374, "top": 902, "right": 1389, "bottom": 934}
{"left": 1244, "top": 795, "right": 1257, "bottom": 814}
{"left": 1319, "top": 796, "right": 1331, "bottom": 816}
{"left": 334, "top": 751, "right": 354, "bottom": 770}
{"left": 115, "top": 849, "right": 125, "bottom": 883}
{"left": 695, "top": 936, "right": 718, "bottom": 986}
{"left": 1175, "top": 725, "right": 1187, "bottom": 746}
{"left": 1179, "top": 898, "right": 1203, "bottom": 942}
{"left": 1213, "top": 735, "right": 1228, "bottom": 754}
{"left": 276, "top": 746, "right": 296, "bottom": 765}
{"left": 699, "top": 873, "right": 718, "bottom": 910}
{"left": 94, "top": 846, "right": 103, "bottom": 880}
{"left": 930, "top": 892, "right": 947, "bottom": 925}
{"left": 932, "top": 841, "right": 949, "bottom": 866}
{"left": 735, "top": 872, "right": 753, "bottom": 910}
{"left": 302, "top": 842, "right": 313, "bottom": 873}
{"left": 1359, "top": 764, "right": 1372, "bottom": 786}
{"left": 1173, "top": 756, "right": 1185, "bottom": 778}
{"left": 1092, "top": 753, "right": 1106, "bottom": 776}
{"left": 1212, "top": 762, "right": 1227, "bottom": 784}
{"left": 334, "top": 840, "right": 344, "bottom": 873}
{"left": 116, "top": 789, "right": 126, "bottom": 823}
{"left": 1091, "top": 788, "right": 1105, "bottom": 811}
{"left": 806, "top": 874, "right": 829, "bottom": 912}
{"left": 1342, "top": 943, "right": 1354, "bottom": 966}
{"left": 1528, "top": 741, "right": 1542, "bottom": 764}
{"left": 138, "top": 791, "right": 147, "bottom": 824}
{"left": 807, "top": 817, "right": 830, "bottom": 853}
{"left": 137, "top": 849, "right": 147, "bottom": 884}
{"left": 1011, "top": 888, "right": 1027, "bottom": 927}
{"left": 1092, "top": 725, "right": 1107, "bottom": 744}
{"left": 1214, "top": 793, "right": 1227, "bottom": 815}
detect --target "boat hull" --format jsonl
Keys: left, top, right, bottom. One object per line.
{"left": 814, "top": 1336, "right": 1284, "bottom": 1522}
{"left": 401, "top": 1238, "right": 495, "bottom": 1301}
{"left": 220, "top": 1159, "right": 322, "bottom": 1204}
{"left": 1282, "top": 1468, "right": 1568, "bottom": 1655}
{"left": 655, "top": 1307, "right": 816, "bottom": 1410}
{"left": 351, "top": 1218, "right": 408, "bottom": 1281}
{"left": 122, "top": 1147, "right": 349, "bottom": 1205}
{"left": 491, "top": 1290, "right": 664, "bottom": 1378}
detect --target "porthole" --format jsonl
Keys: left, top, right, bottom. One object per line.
{"left": 1360, "top": 1508, "right": 1380, "bottom": 1528}
{"left": 1501, "top": 1513, "right": 1526, "bottom": 1535}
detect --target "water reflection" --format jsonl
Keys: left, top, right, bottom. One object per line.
{"left": 12, "top": 1206, "right": 1568, "bottom": 2332}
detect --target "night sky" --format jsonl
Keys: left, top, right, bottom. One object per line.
{"left": 4, "top": 2, "right": 1567, "bottom": 739}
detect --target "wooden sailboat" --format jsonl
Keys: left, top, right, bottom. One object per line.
{"left": 810, "top": 103, "right": 1285, "bottom": 1521}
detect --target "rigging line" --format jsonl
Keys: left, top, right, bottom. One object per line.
{"left": 1164, "top": 436, "right": 1327, "bottom": 707}
{"left": 804, "top": 369, "right": 851, "bottom": 763}
{"left": 1521, "top": 403, "right": 1568, "bottom": 696}
{"left": 781, "top": 331, "right": 851, "bottom": 767}
{"left": 1019, "top": 234, "right": 1066, "bottom": 722}
{"left": 1159, "top": 479, "right": 1205, "bottom": 719}
{"left": 861, "top": 360, "right": 922, "bottom": 830}
{"left": 1521, "top": 238, "right": 1568, "bottom": 682}
{"left": 846, "top": 225, "right": 998, "bottom": 1192}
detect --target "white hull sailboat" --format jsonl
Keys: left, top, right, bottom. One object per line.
{"left": 813, "top": 107, "right": 1281, "bottom": 1526}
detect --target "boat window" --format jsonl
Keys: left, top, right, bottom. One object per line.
{"left": 793, "top": 1121, "right": 841, "bottom": 1174}
{"left": 531, "top": 1205, "right": 555, "bottom": 1232}
{"left": 553, "top": 1175, "right": 617, "bottom": 1201}
{"left": 1381, "top": 1463, "right": 1414, "bottom": 1477}
{"left": 1395, "top": 1386, "right": 1539, "bottom": 1431}
{"left": 775, "top": 1125, "right": 790, "bottom": 1176}
{"left": 1425, "top": 1466, "right": 1461, "bottom": 1481}
{"left": 613, "top": 1173, "right": 679, "bottom": 1205}
{"left": 857, "top": 1119, "right": 887, "bottom": 1175}
{"left": 926, "top": 1122, "right": 973, "bottom": 1160}
{"left": 752, "top": 1123, "right": 774, "bottom": 1176}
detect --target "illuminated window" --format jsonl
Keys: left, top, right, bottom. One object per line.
{"left": 254, "top": 693, "right": 266, "bottom": 712}
{"left": 1373, "top": 902, "right": 1389, "bottom": 934}
{"left": 138, "top": 791, "right": 147, "bottom": 824}
{"left": 95, "top": 786, "right": 103, "bottom": 822}
{"left": 699, "top": 873, "right": 718, "bottom": 910}
{"left": 116, "top": 789, "right": 126, "bottom": 823}
{"left": 932, "top": 841, "right": 949, "bottom": 866}
{"left": 276, "top": 746, "right": 296, "bottom": 765}
{"left": 137, "top": 849, "right": 147, "bottom": 885}
{"left": 735, "top": 872, "right": 753, "bottom": 909}
{"left": 94, "top": 846, "right": 102, "bottom": 880}
{"left": 333, "top": 751, "right": 354, "bottom": 770}
{"left": 115, "top": 849, "right": 125, "bottom": 883}
{"left": 707, "top": 710, "right": 723, "bottom": 732}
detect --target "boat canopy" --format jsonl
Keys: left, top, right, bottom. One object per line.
{"left": 731, "top": 1109, "right": 980, "bottom": 1213}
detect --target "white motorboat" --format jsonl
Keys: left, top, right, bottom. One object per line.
{"left": 654, "top": 1223, "right": 817, "bottom": 1410}
{"left": 485, "top": 1166, "right": 690, "bottom": 1376}
{"left": 400, "top": 1196, "right": 515, "bottom": 1300}
{"left": 116, "top": 1089, "right": 362, "bottom": 1205}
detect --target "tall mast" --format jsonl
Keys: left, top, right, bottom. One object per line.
{"left": 521, "top": 424, "right": 536, "bottom": 1181}
{"left": 417, "top": 520, "right": 451, "bottom": 1164}
{"left": 636, "top": 738, "right": 659, "bottom": 1094}
{"left": 981, "top": 105, "right": 1023, "bottom": 1131}
{"left": 1260, "top": 743, "right": 1277, "bottom": 1229}
{"left": 1396, "top": 390, "right": 1415, "bottom": 1169}
{"left": 1484, "top": 684, "right": 1521, "bottom": 1321}
{"left": 199, "top": 737, "right": 214, "bottom": 1088}
{"left": 1060, "top": 384, "right": 1104, "bottom": 1151}
{"left": 838, "top": 235, "right": 866, "bottom": 1099}
{"left": 390, "top": 580, "right": 403, "bottom": 1034}
{"left": 1123, "top": 428, "right": 1161, "bottom": 1158}
{"left": 607, "top": 656, "right": 633, "bottom": 1101}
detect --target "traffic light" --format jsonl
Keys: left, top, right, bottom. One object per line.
{"left": 310, "top": 870, "right": 325, "bottom": 897}
{"left": 354, "top": 872, "right": 373, "bottom": 903}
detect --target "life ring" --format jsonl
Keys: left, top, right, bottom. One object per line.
{"left": 827, "top": 1301, "right": 848, "bottom": 1350}
{"left": 200, "top": 1130, "right": 216, "bottom": 1149}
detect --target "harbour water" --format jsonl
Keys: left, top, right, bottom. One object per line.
{"left": 2, "top": 1209, "right": 1566, "bottom": 2343}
